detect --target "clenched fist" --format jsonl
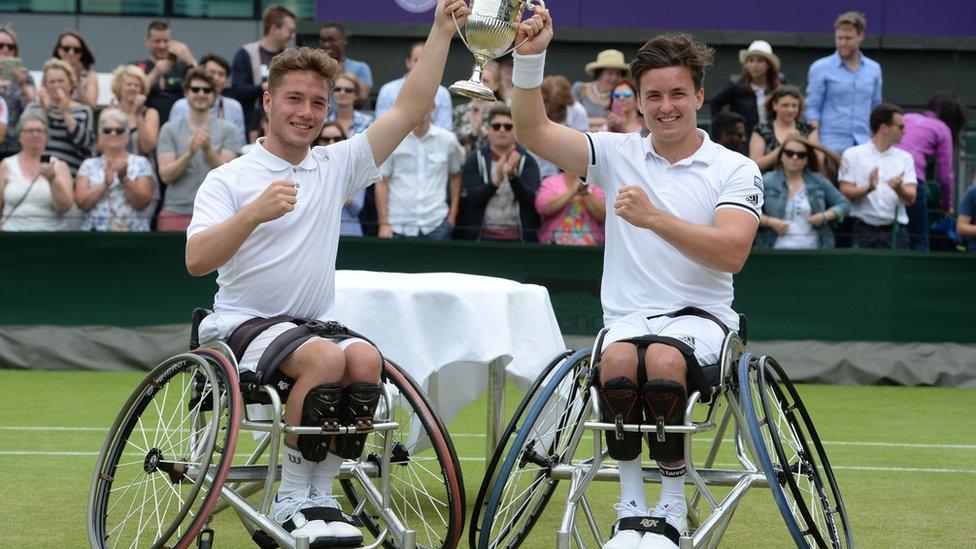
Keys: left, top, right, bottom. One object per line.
{"left": 246, "top": 180, "right": 298, "bottom": 224}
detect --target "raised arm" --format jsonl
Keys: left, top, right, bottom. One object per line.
{"left": 365, "top": 0, "right": 470, "bottom": 166}
{"left": 510, "top": 7, "right": 590, "bottom": 178}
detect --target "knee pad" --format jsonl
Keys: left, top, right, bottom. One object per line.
{"left": 298, "top": 383, "right": 343, "bottom": 462}
{"left": 333, "top": 382, "right": 383, "bottom": 460}
{"left": 600, "top": 377, "right": 643, "bottom": 461}
{"left": 641, "top": 379, "right": 687, "bottom": 463}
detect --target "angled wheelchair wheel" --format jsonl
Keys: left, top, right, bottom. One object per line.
{"left": 471, "top": 348, "right": 593, "bottom": 549}
{"left": 88, "top": 348, "right": 242, "bottom": 549}
{"left": 738, "top": 353, "right": 853, "bottom": 549}
{"left": 340, "top": 360, "right": 465, "bottom": 549}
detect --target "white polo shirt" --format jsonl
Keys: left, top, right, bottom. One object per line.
{"left": 838, "top": 141, "right": 917, "bottom": 225}
{"left": 584, "top": 129, "right": 763, "bottom": 329}
{"left": 187, "top": 133, "right": 381, "bottom": 339}
{"left": 379, "top": 124, "right": 463, "bottom": 236}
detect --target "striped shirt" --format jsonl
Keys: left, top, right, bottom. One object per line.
{"left": 25, "top": 103, "right": 94, "bottom": 176}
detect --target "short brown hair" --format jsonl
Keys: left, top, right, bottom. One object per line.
{"left": 834, "top": 11, "right": 866, "bottom": 34}
{"left": 486, "top": 103, "right": 512, "bottom": 124}
{"left": 630, "top": 33, "right": 714, "bottom": 92}
{"left": 870, "top": 103, "right": 904, "bottom": 134}
{"left": 182, "top": 66, "right": 216, "bottom": 92}
{"left": 262, "top": 4, "right": 296, "bottom": 35}
{"left": 268, "top": 47, "right": 340, "bottom": 93}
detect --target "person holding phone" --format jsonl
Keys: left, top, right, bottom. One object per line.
{"left": 0, "top": 24, "right": 37, "bottom": 160}
{"left": 0, "top": 111, "right": 74, "bottom": 231}
{"left": 604, "top": 78, "right": 644, "bottom": 134}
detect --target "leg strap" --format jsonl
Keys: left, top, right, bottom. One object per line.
{"left": 599, "top": 377, "right": 643, "bottom": 461}
{"left": 333, "top": 382, "right": 383, "bottom": 460}
{"left": 299, "top": 383, "right": 343, "bottom": 462}
{"left": 642, "top": 379, "right": 687, "bottom": 463}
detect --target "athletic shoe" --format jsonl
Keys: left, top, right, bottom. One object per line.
{"left": 603, "top": 499, "right": 647, "bottom": 549}
{"left": 638, "top": 499, "right": 687, "bottom": 549}
{"left": 272, "top": 488, "right": 363, "bottom": 548}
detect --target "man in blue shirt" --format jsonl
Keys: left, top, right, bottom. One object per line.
{"left": 319, "top": 23, "right": 373, "bottom": 104}
{"left": 805, "top": 11, "right": 883, "bottom": 153}
{"left": 375, "top": 42, "right": 453, "bottom": 131}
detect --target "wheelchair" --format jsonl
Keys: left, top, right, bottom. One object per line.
{"left": 470, "top": 316, "right": 853, "bottom": 548}
{"left": 87, "top": 309, "right": 465, "bottom": 549}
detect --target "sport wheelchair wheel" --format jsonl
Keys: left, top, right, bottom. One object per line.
{"left": 340, "top": 359, "right": 465, "bottom": 549}
{"left": 88, "top": 348, "right": 242, "bottom": 549}
{"left": 738, "top": 353, "right": 853, "bottom": 548}
{"left": 471, "top": 348, "right": 593, "bottom": 549}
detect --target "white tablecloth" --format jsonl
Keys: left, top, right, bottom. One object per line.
{"left": 333, "top": 270, "right": 565, "bottom": 429}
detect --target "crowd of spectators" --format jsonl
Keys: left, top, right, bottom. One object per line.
{"left": 0, "top": 8, "right": 972, "bottom": 251}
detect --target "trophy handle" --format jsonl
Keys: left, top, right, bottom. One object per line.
{"left": 500, "top": 0, "right": 546, "bottom": 58}
{"left": 452, "top": 10, "right": 473, "bottom": 52}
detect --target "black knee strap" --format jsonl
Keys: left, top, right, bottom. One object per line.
{"left": 333, "top": 382, "right": 382, "bottom": 460}
{"left": 600, "top": 377, "right": 643, "bottom": 461}
{"left": 299, "top": 383, "right": 343, "bottom": 462}
{"left": 642, "top": 379, "right": 687, "bottom": 462}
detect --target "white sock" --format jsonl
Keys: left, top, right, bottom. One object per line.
{"left": 616, "top": 458, "right": 648, "bottom": 518}
{"left": 659, "top": 463, "right": 686, "bottom": 504}
{"left": 278, "top": 443, "right": 312, "bottom": 499}
{"left": 310, "top": 453, "right": 344, "bottom": 497}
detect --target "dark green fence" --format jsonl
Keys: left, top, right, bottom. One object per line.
{"left": 2, "top": 233, "right": 973, "bottom": 342}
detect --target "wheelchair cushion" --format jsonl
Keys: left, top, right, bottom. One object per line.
{"left": 614, "top": 516, "right": 680, "bottom": 545}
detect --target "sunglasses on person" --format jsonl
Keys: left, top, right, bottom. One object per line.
{"left": 782, "top": 149, "right": 808, "bottom": 159}
{"left": 101, "top": 127, "right": 127, "bottom": 135}
{"left": 490, "top": 122, "right": 514, "bottom": 132}
{"left": 189, "top": 85, "right": 213, "bottom": 94}
{"left": 318, "top": 135, "right": 346, "bottom": 144}
{"left": 333, "top": 86, "right": 356, "bottom": 94}
{"left": 612, "top": 90, "right": 634, "bottom": 99}
{"left": 58, "top": 45, "right": 83, "bottom": 54}
{"left": 0, "top": 42, "right": 16, "bottom": 52}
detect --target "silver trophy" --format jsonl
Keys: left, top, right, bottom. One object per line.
{"left": 450, "top": 0, "right": 546, "bottom": 101}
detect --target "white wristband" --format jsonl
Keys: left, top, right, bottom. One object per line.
{"left": 512, "top": 50, "right": 546, "bottom": 90}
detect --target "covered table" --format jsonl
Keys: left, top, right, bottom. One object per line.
{"left": 333, "top": 270, "right": 565, "bottom": 456}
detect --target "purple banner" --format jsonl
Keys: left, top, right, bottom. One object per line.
{"left": 317, "top": 0, "right": 976, "bottom": 37}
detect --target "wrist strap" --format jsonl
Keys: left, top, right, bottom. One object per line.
{"left": 513, "top": 50, "right": 546, "bottom": 89}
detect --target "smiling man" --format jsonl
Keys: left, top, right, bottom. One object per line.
{"left": 184, "top": 1, "right": 469, "bottom": 546}
{"left": 511, "top": 10, "right": 762, "bottom": 549}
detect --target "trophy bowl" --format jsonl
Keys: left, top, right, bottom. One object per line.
{"left": 450, "top": 0, "right": 546, "bottom": 101}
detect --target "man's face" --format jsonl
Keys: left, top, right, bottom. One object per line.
{"left": 185, "top": 78, "right": 216, "bottom": 112}
{"left": 271, "top": 17, "right": 296, "bottom": 48}
{"left": 264, "top": 70, "right": 331, "bottom": 149}
{"left": 405, "top": 44, "right": 423, "bottom": 71}
{"left": 203, "top": 61, "right": 228, "bottom": 94}
{"left": 146, "top": 29, "right": 170, "bottom": 61}
{"left": 487, "top": 114, "right": 515, "bottom": 150}
{"left": 637, "top": 66, "right": 703, "bottom": 143}
{"left": 719, "top": 122, "right": 746, "bottom": 152}
{"left": 319, "top": 27, "right": 347, "bottom": 58}
{"left": 835, "top": 24, "right": 864, "bottom": 59}
{"left": 883, "top": 112, "right": 905, "bottom": 144}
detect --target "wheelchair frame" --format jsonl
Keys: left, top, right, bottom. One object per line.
{"left": 471, "top": 327, "right": 852, "bottom": 549}
{"left": 89, "top": 336, "right": 464, "bottom": 549}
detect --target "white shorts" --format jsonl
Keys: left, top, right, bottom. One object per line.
{"left": 601, "top": 311, "right": 727, "bottom": 367}
{"left": 238, "top": 321, "right": 370, "bottom": 375}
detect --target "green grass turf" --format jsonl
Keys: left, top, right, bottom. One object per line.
{"left": 1, "top": 369, "right": 974, "bottom": 547}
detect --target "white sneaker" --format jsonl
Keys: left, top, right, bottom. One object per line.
{"left": 272, "top": 488, "right": 363, "bottom": 548}
{"left": 603, "top": 499, "right": 647, "bottom": 549}
{"left": 638, "top": 499, "right": 688, "bottom": 549}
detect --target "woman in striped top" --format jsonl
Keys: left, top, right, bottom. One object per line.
{"left": 25, "top": 58, "right": 94, "bottom": 177}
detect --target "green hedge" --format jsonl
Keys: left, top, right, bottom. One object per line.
{"left": 2, "top": 233, "right": 972, "bottom": 342}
